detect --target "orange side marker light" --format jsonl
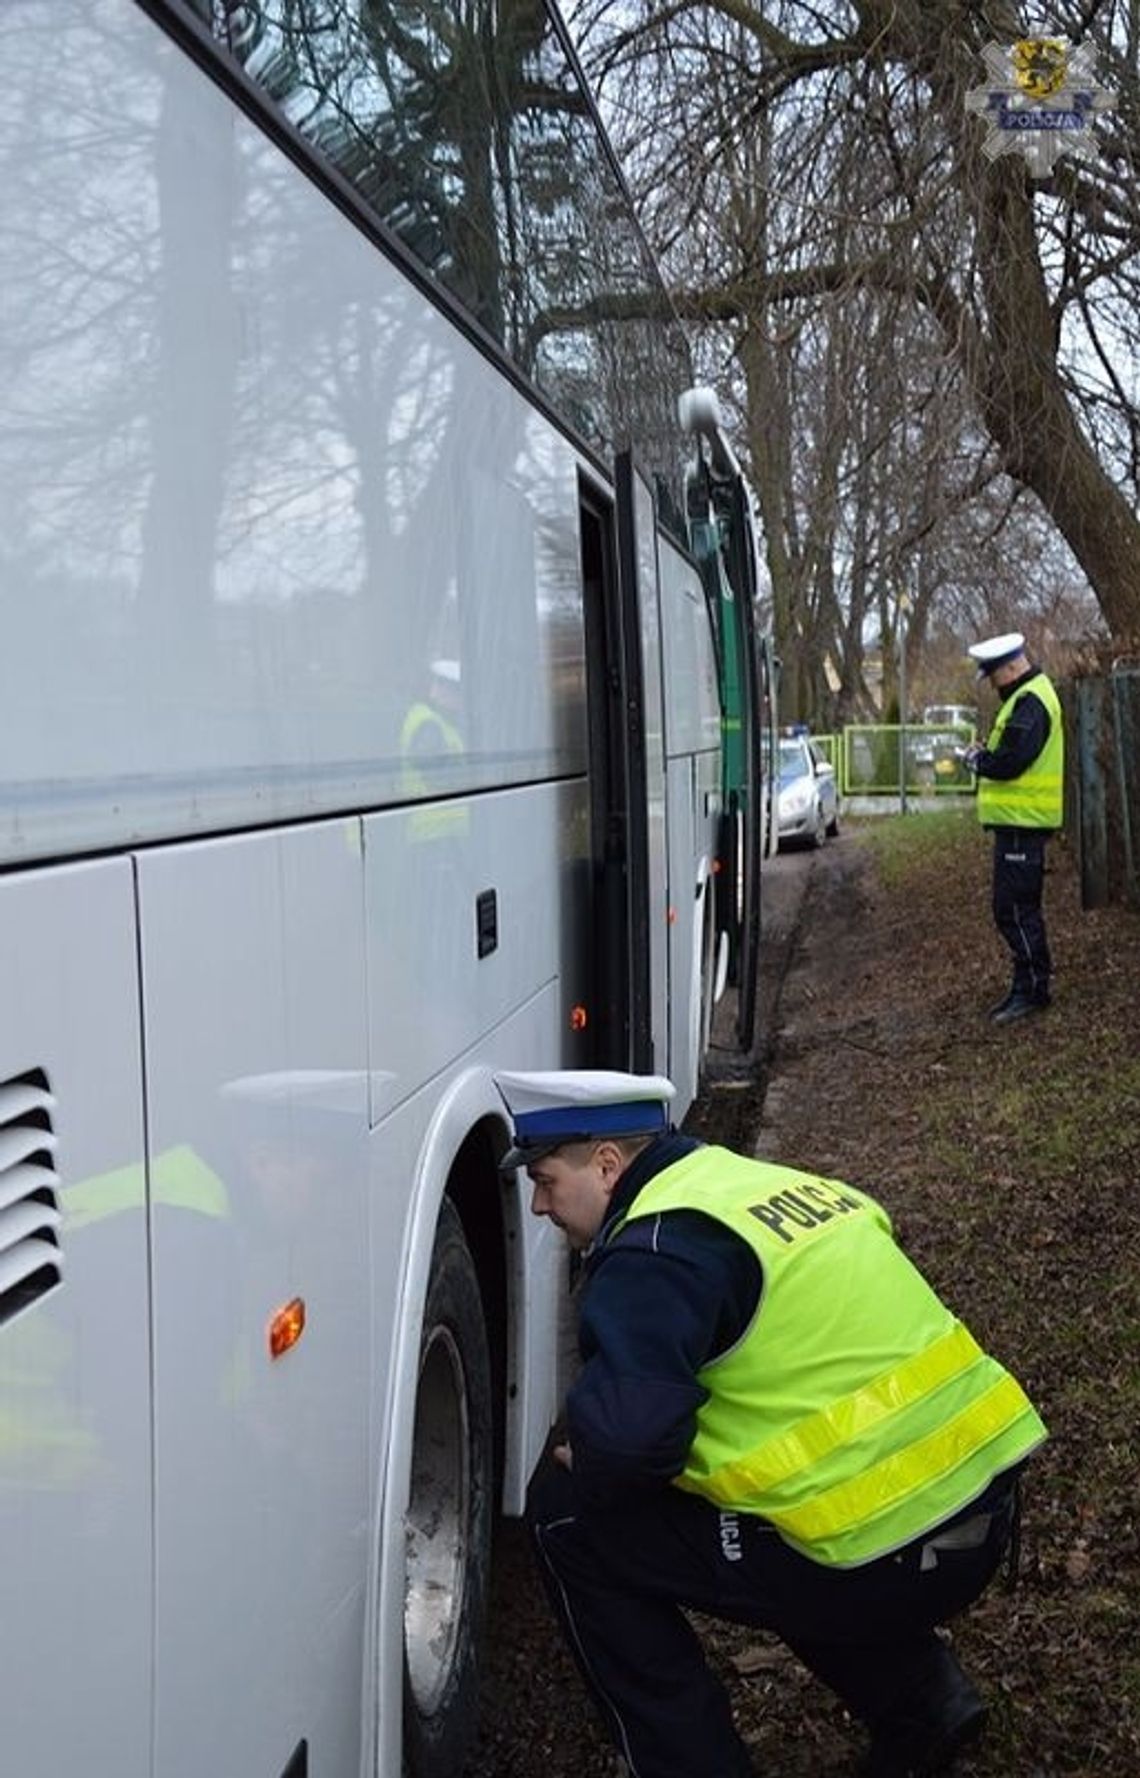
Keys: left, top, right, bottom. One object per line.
{"left": 268, "top": 1296, "right": 306, "bottom": 1360}
{"left": 570, "top": 1004, "right": 589, "bottom": 1031}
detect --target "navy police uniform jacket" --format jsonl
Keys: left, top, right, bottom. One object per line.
{"left": 566, "top": 1132, "right": 760, "bottom": 1512}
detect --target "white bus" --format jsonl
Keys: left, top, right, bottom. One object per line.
{"left": 0, "top": 5, "right": 766, "bottom": 1776}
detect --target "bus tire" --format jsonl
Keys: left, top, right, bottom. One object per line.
{"left": 403, "top": 1199, "right": 493, "bottom": 1778}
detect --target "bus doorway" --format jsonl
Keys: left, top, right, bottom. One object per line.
{"left": 578, "top": 485, "right": 645, "bottom": 1074}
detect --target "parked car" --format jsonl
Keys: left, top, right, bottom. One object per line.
{"left": 776, "top": 736, "right": 839, "bottom": 848}
{"left": 923, "top": 702, "right": 978, "bottom": 732}
{"left": 911, "top": 703, "right": 978, "bottom": 783}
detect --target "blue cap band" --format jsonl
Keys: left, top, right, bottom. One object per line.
{"left": 514, "top": 1101, "right": 668, "bottom": 1144}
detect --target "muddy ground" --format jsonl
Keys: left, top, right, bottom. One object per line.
{"left": 466, "top": 819, "right": 1140, "bottom": 1778}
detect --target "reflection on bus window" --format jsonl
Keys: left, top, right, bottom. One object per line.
{"left": 187, "top": 0, "right": 690, "bottom": 511}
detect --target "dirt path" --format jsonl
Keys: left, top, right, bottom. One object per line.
{"left": 466, "top": 824, "right": 1140, "bottom": 1778}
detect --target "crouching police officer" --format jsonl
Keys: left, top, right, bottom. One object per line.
{"left": 494, "top": 1069, "right": 1046, "bottom": 1778}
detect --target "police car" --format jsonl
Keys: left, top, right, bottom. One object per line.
{"left": 776, "top": 733, "right": 839, "bottom": 849}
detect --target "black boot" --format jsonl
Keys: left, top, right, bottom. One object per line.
{"left": 991, "top": 991, "right": 1049, "bottom": 1025}
{"left": 860, "top": 1649, "right": 987, "bottom": 1777}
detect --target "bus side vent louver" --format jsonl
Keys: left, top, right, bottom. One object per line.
{"left": 0, "top": 1070, "right": 63, "bottom": 1328}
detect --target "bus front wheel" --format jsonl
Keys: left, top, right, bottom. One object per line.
{"left": 403, "top": 1199, "right": 493, "bottom": 1778}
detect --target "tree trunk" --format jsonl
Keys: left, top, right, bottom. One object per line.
{"left": 971, "top": 166, "right": 1140, "bottom": 636}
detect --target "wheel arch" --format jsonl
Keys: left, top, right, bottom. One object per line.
{"left": 445, "top": 1115, "right": 511, "bottom": 1499}
{"left": 366, "top": 1067, "right": 516, "bottom": 1778}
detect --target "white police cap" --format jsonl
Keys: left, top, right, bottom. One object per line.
{"left": 494, "top": 1069, "right": 676, "bottom": 1171}
{"left": 967, "top": 632, "right": 1025, "bottom": 679}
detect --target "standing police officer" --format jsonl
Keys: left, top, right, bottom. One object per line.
{"left": 959, "top": 632, "right": 1064, "bottom": 1024}
{"left": 495, "top": 1069, "right": 1046, "bottom": 1778}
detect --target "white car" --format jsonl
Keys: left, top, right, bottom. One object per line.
{"left": 776, "top": 736, "right": 839, "bottom": 849}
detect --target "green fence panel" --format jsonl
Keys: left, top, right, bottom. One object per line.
{"left": 841, "top": 725, "right": 976, "bottom": 797}
{"left": 811, "top": 733, "right": 840, "bottom": 771}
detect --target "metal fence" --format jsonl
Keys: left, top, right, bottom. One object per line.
{"left": 1072, "top": 665, "right": 1140, "bottom": 910}
{"left": 820, "top": 725, "right": 976, "bottom": 796}
{"left": 811, "top": 732, "right": 841, "bottom": 773}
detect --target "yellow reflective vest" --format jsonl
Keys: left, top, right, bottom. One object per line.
{"left": 399, "top": 702, "right": 468, "bottom": 841}
{"left": 977, "top": 672, "right": 1064, "bottom": 830}
{"left": 613, "top": 1148, "right": 1047, "bottom": 1567}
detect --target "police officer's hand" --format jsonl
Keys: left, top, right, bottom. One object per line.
{"left": 553, "top": 1442, "right": 574, "bottom": 1470}
{"left": 955, "top": 742, "right": 984, "bottom": 770}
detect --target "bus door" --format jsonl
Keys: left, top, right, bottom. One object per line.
{"left": 686, "top": 455, "right": 763, "bottom": 1058}
{"left": 0, "top": 861, "right": 151, "bottom": 1778}
{"left": 578, "top": 458, "right": 667, "bottom": 1077}
{"left": 580, "top": 483, "right": 636, "bottom": 1071}
{"left": 616, "top": 454, "right": 669, "bottom": 1075}
{"left": 720, "top": 476, "right": 764, "bottom": 1054}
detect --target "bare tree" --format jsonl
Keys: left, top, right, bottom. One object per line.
{"left": 572, "top": 0, "right": 1140, "bottom": 663}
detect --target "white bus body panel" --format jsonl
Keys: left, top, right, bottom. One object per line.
{"left": 0, "top": 862, "right": 150, "bottom": 1778}
{"left": 137, "top": 822, "right": 373, "bottom": 1778}
{"left": 361, "top": 778, "right": 579, "bottom": 1489}
{"left": 659, "top": 544, "right": 723, "bottom": 1102}
{"left": 135, "top": 802, "right": 572, "bottom": 1776}
{"left": 0, "top": 0, "right": 587, "bottom": 868}
{"left": 362, "top": 782, "right": 581, "bottom": 1128}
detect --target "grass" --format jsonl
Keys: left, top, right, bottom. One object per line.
{"left": 854, "top": 805, "right": 978, "bottom": 884}
{"left": 752, "top": 816, "right": 1140, "bottom": 1775}
{"left": 855, "top": 810, "right": 1140, "bottom": 1180}
{"left": 927, "top": 1051, "right": 1140, "bottom": 1174}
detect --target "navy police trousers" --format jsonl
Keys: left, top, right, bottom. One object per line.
{"left": 991, "top": 826, "right": 1052, "bottom": 1000}
{"left": 528, "top": 1461, "right": 1017, "bottom": 1778}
